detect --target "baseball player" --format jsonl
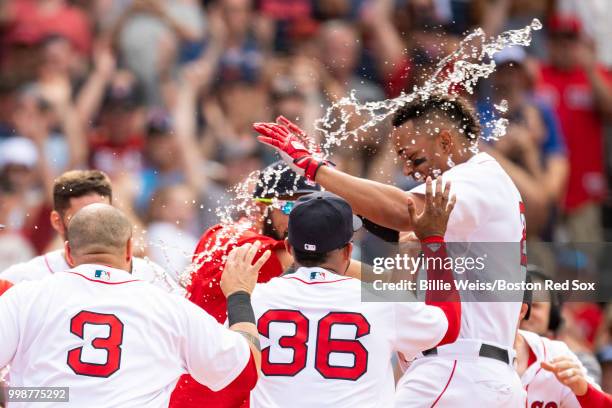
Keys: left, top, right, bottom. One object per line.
{"left": 0, "top": 170, "right": 178, "bottom": 292}
{"left": 170, "top": 162, "right": 321, "bottom": 408}
{"left": 254, "top": 97, "right": 526, "bottom": 406}
{"left": 517, "top": 294, "right": 598, "bottom": 407}
{"left": 249, "top": 186, "right": 460, "bottom": 408}
{"left": 0, "top": 204, "right": 265, "bottom": 407}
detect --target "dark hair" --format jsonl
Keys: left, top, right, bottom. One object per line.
{"left": 53, "top": 170, "right": 113, "bottom": 214}
{"left": 293, "top": 249, "right": 330, "bottom": 267}
{"left": 392, "top": 95, "right": 481, "bottom": 141}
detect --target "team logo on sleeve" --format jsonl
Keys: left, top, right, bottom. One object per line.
{"left": 94, "top": 270, "right": 111, "bottom": 281}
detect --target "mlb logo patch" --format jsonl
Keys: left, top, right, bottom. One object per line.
{"left": 94, "top": 269, "right": 111, "bottom": 281}
{"left": 304, "top": 243, "right": 317, "bottom": 251}
{"left": 309, "top": 271, "right": 326, "bottom": 281}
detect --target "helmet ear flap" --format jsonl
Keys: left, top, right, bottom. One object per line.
{"left": 548, "top": 290, "right": 563, "bottom": 333}
{"left": 523, "top": 273, "right": 533, "bottom": 321}
{"left": 526, "top": 265, "right": 564, "bottom": 334}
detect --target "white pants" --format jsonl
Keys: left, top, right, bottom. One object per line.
{"left": 395, "top": 354, "right": 526, "bottom": 407}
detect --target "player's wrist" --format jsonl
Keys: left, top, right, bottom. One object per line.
{"left": 227, "top": 291, "right": 256, "bottom": 326}
{"left": 572, "top": 378, "right": 588, "bottom": 397}
{"left": 420, "top": 235, "right": 445, "bottom": 244}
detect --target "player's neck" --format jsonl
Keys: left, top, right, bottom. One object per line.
{"left": 309, "top": 262, "right": 346, "bottom": 276}
{"left": 72, "top": 254, "right": 131, "bottom": 273}
{"left": 514, "top": 332, "right": 530, "bottom": 376}
{"left": 447, "top": 144, "right": 477, "bottom": 167}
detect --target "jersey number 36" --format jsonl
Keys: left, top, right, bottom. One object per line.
{"left": 67, "top": 310, "right": 124, "bottom": 378}
{"left": 258, "top": 310, "right": 370, "bottom": 381}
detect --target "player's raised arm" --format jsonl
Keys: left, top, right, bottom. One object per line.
{"left": 220, "top": 241, "right": 271, "bottom": 372}
{"left": 253, "top": 117, "right": 421, "bottom": 231}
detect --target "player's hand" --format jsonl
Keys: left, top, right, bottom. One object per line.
{"left": 541, "top": 355, "right": 589, "bottom": 396}
{"left": 221, "top": 241, "right": 271, "bottom": 297}
{"left": 253, "top": 116, "right": 331, "bottom": 181}
{"left": 408, "top": 177, "right": 456, "bottom": 240}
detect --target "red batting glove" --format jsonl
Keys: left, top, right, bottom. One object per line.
{"left": 253, "top": 116, "right": 332, "bottom": 181}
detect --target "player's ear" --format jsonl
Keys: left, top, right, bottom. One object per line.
{"left": 284, "top": 239, "right": 293, "bottom": 256}
{"left": 519, "top": 303, "right": 529, "bottom": 321}
{"left": 126, "top": 237, "right": 133, "bottom": 263}
{"left": 344, "top": 242, "right": 353, "bottom": 261}
{"left": 50, "top": 210, "right": 64, "bottom": 235}
{"left": 438, "top": 129, "right": 452, "bottom": 153}
{"left": 65, "top": 241, "right": 76, "bottom": 268}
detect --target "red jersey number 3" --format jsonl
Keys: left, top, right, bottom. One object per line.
{"left": 67, "top": 310, "right": 124, "bottom": 378}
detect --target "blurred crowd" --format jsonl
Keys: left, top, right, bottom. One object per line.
{"left": 0, "top": 0, "right": 611, "bottom": 393}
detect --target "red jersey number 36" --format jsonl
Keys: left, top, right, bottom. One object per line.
{"left": 258, "top": 310, "right": 370, "bottom": 381}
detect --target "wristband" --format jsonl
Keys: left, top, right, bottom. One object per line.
{"left": 421, "top": 235, "right": 445, "bottom": 244}
{"left": 227, "top": 291, "right": 256, "bottom": 326}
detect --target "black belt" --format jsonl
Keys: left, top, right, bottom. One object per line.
{"left": 423, "top": 343, "right": 510, "bottom": 364}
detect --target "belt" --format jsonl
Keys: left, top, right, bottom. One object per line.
{"left": 423, "top": 343, "right": 510, "bottom": 364}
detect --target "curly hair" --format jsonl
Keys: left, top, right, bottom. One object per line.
{"left": 392, "top": 94, "right": 481, "bottom": 141}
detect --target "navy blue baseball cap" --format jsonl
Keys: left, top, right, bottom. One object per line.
{"left": 288, "top": 191, "right": 362, "bottom": 254}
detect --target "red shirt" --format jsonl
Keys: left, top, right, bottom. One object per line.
{"left": 537, "top": 65, "right": 612, "bottom": 212}
{"left": 170, "top": 222, "right": 285, "bottom": 408}
{"left": 4, "top": 0, "right": 91, "bottom": 54}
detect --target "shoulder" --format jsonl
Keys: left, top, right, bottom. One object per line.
{"left": 0, "top": 254, "right": 50, "bottom": 284}
{"left": 132, "top": 256, "right": 165, "bottom": 274}
{"left": 0, "top": 278, "right": 45, "bottom": 302}
{"left": 544, "top": 337, "right": 576, "bottom": 359}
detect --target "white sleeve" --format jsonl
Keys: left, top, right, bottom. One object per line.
{"left": 0, "top": 262, "right": 29, "bottom": 284}
{"left": 0, "top": 285, "right": 22, "bottom": 368}
{"left": 178, "top": 298, "right": 251, "bottom": 391}
{"left": 391, "top": 302, "right": 448, "bottom": 360}
{"left": 409, "top": 169, "right": 483, "bottom": 233}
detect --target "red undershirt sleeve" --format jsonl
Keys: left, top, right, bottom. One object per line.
{"left": 576, "top": 383, "right": 612, "bottom": 408}
{"left": 421, "top": 236, "right": 461, "bottom": 347}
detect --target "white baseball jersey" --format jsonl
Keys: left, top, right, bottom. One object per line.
{"left": 0, "top": 264, "right": 251, "bottom": 408}
{"left": 410, "top": 152, "right": 525, "bottom": 348}
{"left": 0, "top": 249, "right": 181, "bottom": 293}
{"left": 249, "top": 266, "right": 451, "bottom": 408}
{"left": 520, "top": 330, "right": 600, "bottom": 408}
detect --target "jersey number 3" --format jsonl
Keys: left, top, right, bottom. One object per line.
{"left": 258, "top": 310, "right": 370, "bottom": 381}
{"left": 67, "top": 311, "right": 124, "bottom": 378}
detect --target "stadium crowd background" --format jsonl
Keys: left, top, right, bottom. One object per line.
{"left": 0, "top": 0, "right": 611, "bottom": 394}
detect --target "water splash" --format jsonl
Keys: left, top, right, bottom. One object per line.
{"left": 175, "top": 19, "right": 542, "bottom": 290}
{"left": 314, "top": 19, "right": 542, "bottom": 154}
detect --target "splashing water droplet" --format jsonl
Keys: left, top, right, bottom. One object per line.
{"left": 495, "top": 99, "right": 509, "bottom": 113}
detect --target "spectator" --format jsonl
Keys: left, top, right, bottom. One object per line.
{"left": 1, "top": 0, "right": 92, "bottom": 56}
{"left": 537, "top": 14, "right": 612, "bottom": 243}
{"left": 0, "top": 177, "right": 35, "bottom": 271}
{"left": 479, "top": 46, "right": 568, "bottom": 236}
{"left": 147, "top": 184, "right": 199, "bottom": 282}
{"left": 105, "top": 0, "right": 205, "bottom": 104}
